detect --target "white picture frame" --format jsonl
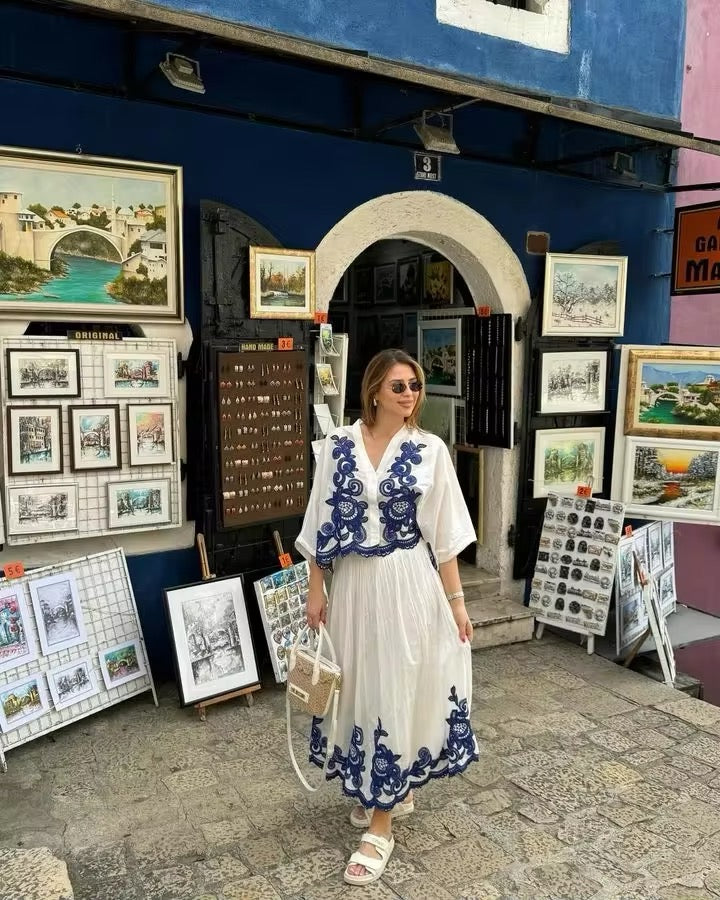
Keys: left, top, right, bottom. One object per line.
{"left": 127, "top": 403, "right": 174, "bottom": 466}
{"left": 538, "top": 350, "right": 608, "bottom": 414}
{"left": 98, "top": 639, "right": 147, "bottom": 690}
{"left": 647, "top": 522, "right": 664, "bottom": 576}
{"left": 46, "top": 657, "right": 99, "bottom": 711}
{"left": 6, "top": 483, "right": 79, "bottom": 536}
{"left": 0, "top": 588, "right": 38, "bottom": 675}
{"left": 102, "top": 350, "right": 170, "bottom": 398}
{"left": 621, "top": 437, "right": 720, "bottom": 522}
{"left": 617, "top": 590, "right": 647, "bottom": 653}
{"left": 658, "top": 566, "right": 677, "bottom": 617}
{"left": 532, "top": 427, "right": 605, "bottom": 498}
{"left": 541, "top": 253, "right": 628, "bottom": 337}
{"left": 0, "top": 673, "right": 50, "bottom": 732}
{"left": 616, "top": 535, "right": 636, "bottom": 595}
{"left": 29, "top": 571, "right": 87, "bottom": 657}
{"left": 7, "top": 404, "right": 63, "bottom": 475}
{"left": 417, "top": 318, "right": 462, "bottom": 397}
{"left": 107, "top": 478, "right": 172, "bottom": 529}
{"left": 662, "top": 520, "right": 675, "bottom": 568}
{"left": 632, "top": 527, "right": 650, "bottom": 581}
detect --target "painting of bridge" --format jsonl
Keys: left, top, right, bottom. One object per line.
{"left": 0, "top": 147, "right": 181, "bottom": 320}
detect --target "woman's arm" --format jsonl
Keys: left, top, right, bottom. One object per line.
{"left": 439, "top": 558, "right": 473, "bottom": 643}
{"left": 305, "top": 558, "right": 328, "bottom": 629}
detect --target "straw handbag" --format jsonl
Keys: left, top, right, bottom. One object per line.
{"left": 286, "top": 623, "right": 342, "bottom": 792}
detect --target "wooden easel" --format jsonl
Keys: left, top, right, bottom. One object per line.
{"left": 193, "top": 533, "right": 262, "bottom": 722}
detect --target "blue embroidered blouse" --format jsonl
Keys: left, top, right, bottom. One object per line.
{"left": 296, "top": 421, "right": 475, "bottom": 570}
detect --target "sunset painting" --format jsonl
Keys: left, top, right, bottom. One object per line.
{"left": 630, "top": 442, "right": 720, "bottom": 510}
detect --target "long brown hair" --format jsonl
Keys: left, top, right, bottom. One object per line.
{"left": 361, "top": 349, "right": 425, "bottom": 428}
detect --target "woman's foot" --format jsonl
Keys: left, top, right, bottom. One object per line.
{"left": 344, "top": 828, "right": 395, "bottom": 884}
{"left": 349, "top": 792, "right": 414, "bottom": 829}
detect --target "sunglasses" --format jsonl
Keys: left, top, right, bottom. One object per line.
{"left": 389, "top": 380, "right": 422, "bottom": 394}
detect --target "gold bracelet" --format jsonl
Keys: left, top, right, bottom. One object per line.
{"left": 447, "top": 590, "right": 465, "bottom": 602}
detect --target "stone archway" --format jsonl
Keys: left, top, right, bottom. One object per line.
{"left": 315, "top": 191, "right": 531, "bottom": 596}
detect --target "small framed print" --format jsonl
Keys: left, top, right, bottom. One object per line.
{"left": 249, "top": 246, "right": 315, "bottom": 320}
{"left": 0, "top": 588, "right": 38, "bottom": 675}
{"left": 538, "top": 350, "right": 608, "bottom": 415}
{"left": 7, "top": 404, "right": 63, "bottom": 475}
{"left": 532, "top": 427, "right": 605, "bottom": 498}
{"left": 541, "top": 253, "right": 627, "bottom": 337}
{"left": 98, "top": 639, "right": 147, "bottom": 690}
{"left": 374, "top": 263, "right": 397, "bottom": 304}
{"left": 127, "top": 403, "right": 174, "bottom": 466}
{"left": 68, "top": 404, "right": 121, "bottom": 471}
{"left": 6, "top": 348, "right": 81, "bottom": 399}
{"left": 0, "top": 673, "right": 50, "bottom": 732}
{"left": 6, "top": 483, "right": 78, "bottom": 536}
{"left": 647, "top": 522, "right": 664, "bottom": 576}
{"left": 616, "top": 535, "right": 635, "bottom": 595}
{"left": 659, "top": 566, "right": 677, "bottom": 617}
{"left": 107, "top": 478, "right": 171, "bottom": 528}
{"left": 662, "top": 521, "right": 675, "bottom": 568}
{"left": 46, "top": 657, "right": 98, "bottom": 711}
{"left": 103, "top": 351, "right": 169, "bottom": 398}
{"left": 29, "top": 571, "right": 87, "bottom": 656}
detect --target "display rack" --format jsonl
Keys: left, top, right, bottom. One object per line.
{"left": 313, "top": 331, "right": 349, "bottom": 436}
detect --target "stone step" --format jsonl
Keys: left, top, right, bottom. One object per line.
{"left": 464, "top": 590, "right": 535, "bottom": 651}
{"left": 0, "top": 847, "right": 73, "bottom": 900}
{"left": 458, "top": 562, "right": 501, "bottom": 597}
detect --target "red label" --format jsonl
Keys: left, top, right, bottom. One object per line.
{"left": 476, "top": 305, "right": 491, "bottom": 317}
{"left": 3, "top": 561, "right": 25, "bottom": 579}
{"left": 314, "top": 311, "right": 328, "bottom": 324}
{"left": 624, "top": 525, "right": 634, "bottom": 537}
{"left": 278, "top": 553, "right": 292, "bottom": 569}
{"left": 278, "top": 337, "right": 294, "bottom": 351}
{"left": 575, "top": 484, "right": 592, "bottom": 498}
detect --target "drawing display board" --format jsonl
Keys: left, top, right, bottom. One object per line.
{"left": 0, "top": 548, "right": 156, "bottom": 772}
{"left": 313, "top": 331, "right": 349, "bottom": 439}
{"left": 0, "top": 336, "right": 182, "bottom": 545}
{"left": 253, "top": 561, "right": 309, "bottom": 683}
{"left": 528, "top": 492, "right": 626, "bottom": 638}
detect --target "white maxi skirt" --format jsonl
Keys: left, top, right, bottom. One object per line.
{"left": 309, "top": 541, "right": 479, "bottom": 809}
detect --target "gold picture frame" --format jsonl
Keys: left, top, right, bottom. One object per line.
{"left": 624, "top": 346, "right": 720, "bottom": 441}
{"left": 249, "top": 246, "right": 315, "bottom": 320}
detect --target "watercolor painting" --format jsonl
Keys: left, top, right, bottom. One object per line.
{"left": 533, "top": 428, "right": 605, "bottom": 498}
{"left": 249, "top": 247, "right": 315, "bottom": 320}
{"left": 98, "top": 640, "right": 146, "bottom": 689}
{"left": 0, "top": 674, "right": 49, "bottom": 731}
{"left": 69, "top": 405, "right": 120, "bottom": 471}
{"left": 6, "top": 348, "right": 80, "bottom": 398}
{"left": 418, "top": 318, "right": 462, "bottom": 397}
{"left": 128, "top": 404, "right": 173, "bottom": 466}
{"left": 29, "top": 572, "right": 87, "bottom": 656}
{"left": 542, "top": 253, "right": 627, "bottom": 337}
{"left": 0, "top": 589, "right": 37, "bottom": 674}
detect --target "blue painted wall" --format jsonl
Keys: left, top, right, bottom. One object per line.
{"left": 143, "top": 0, "right": 686, "bottom": 121}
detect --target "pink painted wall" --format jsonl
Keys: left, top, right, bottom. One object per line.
{"left": 670, "top": 0, "right": 720, "bottom": 695}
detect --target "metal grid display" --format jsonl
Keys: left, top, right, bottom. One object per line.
{"left": 0, "top": 548, "right": 157, "bottom": 772}
{"left": 1, "top": 336, "right": 181, "bottom": 545}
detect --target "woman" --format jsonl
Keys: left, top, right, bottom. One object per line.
{"left": 296, "top": 348, "right": 479, "bottom": 886}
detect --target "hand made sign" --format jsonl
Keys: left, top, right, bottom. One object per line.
{"left": 673, "top": 201, "right": 720, "bottom": 295}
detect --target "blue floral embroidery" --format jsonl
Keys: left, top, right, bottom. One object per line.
{"left": 315, "top": 436, "right": 369, "bottom": 568}
{"left": 378, "top": 441, "right": 426, "bottom": 548}
{"left": 309, "top": 686, "right": 478, "bottom": 809}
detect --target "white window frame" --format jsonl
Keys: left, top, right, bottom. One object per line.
{"left": 436, "top": 0, "right": 570, "bottom": 55}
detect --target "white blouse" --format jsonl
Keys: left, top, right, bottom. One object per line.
{"left": 296, "top": 421, "right": 476, "bottom": 569}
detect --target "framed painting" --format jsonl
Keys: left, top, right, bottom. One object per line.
{"left": 624, "top": 346, "right": 720, "bottom": 441}
{"left": 249, "top": 246, "right": 315, "bottom": 320}
{"left": 538, "top": 350, "right": 608, "bottom": 415}
{"left": 659, "top": 566, "right": 677, "bottom": 617}
{"left": 163, "top": 574, "right": 260, "bottom": 705}
{"left": 616, "top": 535, "right": 636, "bottom": 596}
{"left": 46, "top": 657, "right": 98, "bottom": 711}
{"left": 419, "top": 395, "right": 455, "bottom": 452}
{"left": 662, "top": 520, "right": 675, "bottom": 568}
{"left": 353, "top": 266, "right": 373, "bottom": 306}
{"left": 617, "top": 590, "right": 647, "bottom": 654}
{"left": 424, "top": 259, "right": 454, "bottom": 305}
{"left": 0, "top": 673, "right": 50, "bottom": 732}
{"left": 107, "top": 478, "right": 171, "bottom": 528}
{"left": 6, "top": 483, "right": 78, "bottom": 536}
{"left": 0, "top": 588, "right": 38, "bottom": 675}
{"left": 6, "top": 348, "right": 80, "bottom": 399}
{"left": 102, "top": 350, "right": 170, "bottom": 398}
{"left": 7, "top": 404, "right": 63, "bottom": 475}
{"left": 68, "top": 404, "right": 121, "bottom": 471}
{"left": 378, "top": 314, "right": 403, "bottom": 350}
{"left": 127, "top": 403, "right": 174, "bottom": 466}
{"left": 621, "top": 437, "right": 720, "bottom": 522}
{"left": 532, "top": 427, "right": 605, "bottom": 498}
{"left": 647, "top": 521, "right": 664, "bottom": 576}
{"left": 0, "top": 145, "right": 183, "bottom": 321}
{"left": 417, "top": 318, "right": 462, "bottom": 397}
{"left": 398, "top": 256, "right": 421, "bottom": 305}
{"left": 541, "top": 253, "right": 627, "bottom": 337}
{"left": 98, "top": 639, "right": 147, "bottom": 690}
{"left": 29, "top": 571, "right": 87, "bottom": 656}
{"left": 373, "top": 263, "right": 397, "bottom": 304}
{"left": 632, "top": 527, "right": 650, "bottom": 580}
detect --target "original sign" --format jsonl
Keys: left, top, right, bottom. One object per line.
{"left": 673, "top": 201, "right": 720, "bottom": 295}
{"left": 414, "top": 152, "right": 441, "bottom": 182}
{"left": 67, "top": 328, "right": 122, "bottom": 341}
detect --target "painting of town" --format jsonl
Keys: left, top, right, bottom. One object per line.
{"left": 103, "top": 352, "right": 168, "bottom": 397}
{"left": 30, "top": 573, "right": 87, "bottom": 656}
{"left": 542, "top": 253, "right": 627, "bottom": 337}
{"left": 47, "top": 658, "right": 98, "bottom": 711}
{"left": 128, "top": 404, "right": 173, "bottom": 466}
{"left": 418, "top": 318, "right": 462, "bottom": 397}
{"left": 625, "top": 440, "right": 720, "bottom": 518}
{"left": 69, "top": 405, "right": 120, "bottom": 471}
{"left": 0, "top": 146, "right": 182, "bottom": 320}
{"left": 625, "top": 348, "right": 720, "bottom": 440}
{"left": 539, "top": 350, "right": 608, "bottom": 414}
{"left": 8, "top": 405, "right": 62, "bottom": 475}
{"left": 249, "top": 247, "right": 315, "bottom": 320}
{"left": 0, "top": 675, "right": 49, "bottom": 732}
{"left": 107, "top": 479, "right": 170, "bottom": 528}
{"left": 98, "top": 640, "right": 146, "bottom": 689}
{"left": 0, "top": 589, "right": 36, "bottom": 674}
{"left": 182, "top": 590, "right": 246, "bottom": 688}
{"left": 7, "top": 484, "right": 78, "bottom": 535}
{"left": 6, "top": 348, "right": 80, "bottom": 398}
{"left": 533, "top": 428, "right": 605, "bottom": 498}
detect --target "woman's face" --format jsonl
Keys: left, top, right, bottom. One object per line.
{"left": 375, "top": 363, "right": 422, "bottom": 418}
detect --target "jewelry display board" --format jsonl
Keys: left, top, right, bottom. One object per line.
{"left": 0, "top": 548, "right": 157, "bottom": 773}
{"left": 253, "top": 560, "right": 309, "bottom": 683}
{"left": 0, "top": 336, "right": 182, "bottom": 546}
{"left": 528, "top": 491, "right": 626, "bottom": 639}
{"left": 217, "top": 349, "right": 308, "bottom": 529}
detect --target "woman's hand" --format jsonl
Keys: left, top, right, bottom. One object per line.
{"left": 450, "top": 599, "right": 473, "bottom": 643}
{"left": 306, "top": 588, "right": 327, "bottom": 630}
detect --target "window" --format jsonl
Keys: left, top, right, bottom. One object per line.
{"left": 437, "top": 0, "right": 569, "bottom": 54}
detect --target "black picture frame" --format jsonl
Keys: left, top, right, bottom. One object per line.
{"left": 6, "top": 348, "right": 81, "bottom": 399}
{"left": 7, "top": 404, "right": 64, "bottom": 475}
{"left": 374, "top": 263, "right": 397, "bottom": 304}
{"left": 397, "top": 255, "right": 421, "bottom": 306}
{"left": 68, "top": 403, "right": 122, "bottom": 472}
{"left": 353, "top": 266, "right": 373, "bottom": 305}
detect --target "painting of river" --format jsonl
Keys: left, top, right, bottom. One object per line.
{"left": 0, "top": 255, "right": 121, "bottom": 305}
{"left": 630, "top": 443, "right": 720, "bottom": 511}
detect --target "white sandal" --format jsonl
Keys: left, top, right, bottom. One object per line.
{"left": 349, "top": 798, "right": 414, "bottom": 829}
{"left": 344, "top": 832, "right": 395, "bottom": 886}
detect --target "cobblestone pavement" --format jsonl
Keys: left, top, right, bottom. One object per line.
{"left": 3, "top": 635, "right": 720, "bottom": 900}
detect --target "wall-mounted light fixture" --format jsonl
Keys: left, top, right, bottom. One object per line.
{"left": 159, "top": 53, "right": 206, "bottom": 94}
{"left": 414, "top": 111, "right": 460, "bottom": 155}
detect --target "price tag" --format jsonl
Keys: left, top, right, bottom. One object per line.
{"left": 278, "top": 337, "right": 294, "bottom": 351}
{"left": 314, "top": 311, "right": 328, "bottom": 324}
{"left": 575, "top": 484, "right": 592, "bottom": 498}
{"left": 476, "top": 305, "right": 491, "bottom": 317}
{"left": 3, "top": 561, "right": 25, "bottom": 579}
{"left": 624, "top": 525, "right": 634, "bottom": 537}
{"left": 278, "top": 553, "right": 293, "bottom": 569}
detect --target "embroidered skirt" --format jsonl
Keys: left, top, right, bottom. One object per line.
{"left": 309, "top": 541, "right": 479, "bottom": 809}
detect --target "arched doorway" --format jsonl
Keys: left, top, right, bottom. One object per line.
{"left": 315, "top": 191, "right": 531, "bottom": 597}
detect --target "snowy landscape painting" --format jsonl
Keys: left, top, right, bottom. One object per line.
{"left": 539, "top": 350, "right": 608, "bottom": 414}
{"left": 542, "top": 253, "right": 627, "bottom": 337}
